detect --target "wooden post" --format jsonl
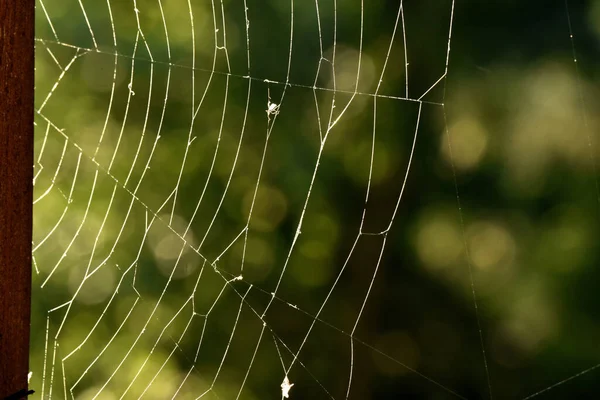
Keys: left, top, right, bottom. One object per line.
{"left": 0, "top": 1, "right": 34, "bottom": 399}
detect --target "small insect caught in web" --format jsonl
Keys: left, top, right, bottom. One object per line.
{"left": 280, "top": 375, "right": 294, "bottom": 398}
{"left": 266, "top": 86, "right": 280, "bottom": 123}
{"left": 266, "top": 101, "right": 280, "bottom": 117}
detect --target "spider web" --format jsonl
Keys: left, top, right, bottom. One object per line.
{"left": 31, "top": 0, "right": 600, "bottom": 399}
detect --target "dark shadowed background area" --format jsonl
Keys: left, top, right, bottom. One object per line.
{"left": 32, "top": 0, "right": 600, "bottom": 399}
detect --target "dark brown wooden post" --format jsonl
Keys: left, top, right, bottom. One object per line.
{"left": 0, "top": 1, "right": 34, "bottom": 399}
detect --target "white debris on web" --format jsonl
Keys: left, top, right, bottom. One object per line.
{"left": 28, "top": 371, "right": 32, "bottom": 383}
{"left": 281, "top": 375, "right": 294, "bottom": 398}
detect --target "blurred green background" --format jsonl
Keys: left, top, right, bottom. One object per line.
{"left": 32, "top": 0, "right": 600, "bottom": 399}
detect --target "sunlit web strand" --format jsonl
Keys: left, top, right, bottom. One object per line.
{"left": 33, "top": 38, "right": 444, "bottom": 106}
{"left": 440, "top": 0, "right": 494, "bottom": 398}
{"left": 563, "top": 0, "right": 600, "bottom": 215}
